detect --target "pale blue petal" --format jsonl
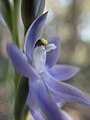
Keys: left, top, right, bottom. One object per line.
{"left": 48, "top": 64, "right": 80, "bottom": 81}
{"left": 46, "top": 36, "right": 60, "bottom": 68}
{"left": 24, "top": 12, "right": 48, "bottom": 60}
{"left": 29, "top": 79, "right": 67, "bottom": 120}
{"left": 7, "top": 43, "right": 40, "bottom": 80}
{"left": 42, "top": 72, "right": 90, "bottom": 106}
{"left": 27, "top": 88, "right": 45, "bottom": 120}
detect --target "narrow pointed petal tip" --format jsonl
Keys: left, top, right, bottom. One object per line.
{"left": 24, "top": 12, "right": 48, "bottom": 60}
{"left": 44, "top": 11, "right": 48, "bottom": 16}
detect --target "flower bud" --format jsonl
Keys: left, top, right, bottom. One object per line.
{"left": 21, "top": 0, "right": 45, "bottom": 30}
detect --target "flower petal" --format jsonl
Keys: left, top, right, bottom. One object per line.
{"left": 7, "top": 43, "right": 40, "bottom": 80}
{"left": 46, "top": 36, "right": 60, "bottom": 68}
{"left": 27, "top": 87, "right": 45, "bottom": 120}
{"left": 29, "top": 79, "right": 68, "bottom": 120}
{"left": 24, "top": 12, "right": 48, "bottom": 60}
{"left": 42, "top": 72, "right": 90, "bottom": 106}
{"left": 49, "top": 64, "right": 80, "bottom": 81}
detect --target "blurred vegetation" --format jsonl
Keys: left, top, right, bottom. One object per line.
{"left": 0, "top": 0, "right": 90, "bottom": 120}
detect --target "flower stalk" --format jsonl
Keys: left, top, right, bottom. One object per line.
{"left": 14, "top": 76, "right": 29, "bottom": 120}
{"left": 12, "top": 0, "right": 21, "bottom": 46}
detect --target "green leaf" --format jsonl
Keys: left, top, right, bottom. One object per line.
{"left": 11, "top": 0, "right": 21, "bottom": 46}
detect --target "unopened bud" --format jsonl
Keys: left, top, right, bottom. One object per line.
{"left": 21, "top": 0, "right": 45, "bottom": 30}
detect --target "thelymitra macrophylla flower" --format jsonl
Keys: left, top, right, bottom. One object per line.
{"left": 7, "top": 12, "right": 90, "bottom": 120}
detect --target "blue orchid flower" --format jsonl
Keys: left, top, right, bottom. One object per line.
{"left": 7, "top": 12, "right": 90, "bottom": 120}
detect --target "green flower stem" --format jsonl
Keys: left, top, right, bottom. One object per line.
{"left": 11, "top": 0, "right": 21, "bottom": 47}
{"left": 22, "top": 106, "right": 29, "bottom": 120}
{"left": 14, "top": 72, "right": 20, "bottom": 89}
{"left": 12, "top": 0, "right": 21, "bottom": 87}
{"left": 14, "top": 72, "right": 29, "bottom": 120}
{"left": 12, "top": 30, "right": 19, "bottom": 47}
{"left": 11, "top": 1, "right": 29, "bottom": 119}
{"left": 14, "top": 26, "right": 30, "bottom": 120}
{"left": 14, "top": 76, "right": 29, "bottom": 120}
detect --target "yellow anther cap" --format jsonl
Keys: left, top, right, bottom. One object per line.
{"left": 40, "top": 38, "right": 48, "bottom": 45}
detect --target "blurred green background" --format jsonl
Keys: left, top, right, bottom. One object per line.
{"left": 1, "top": 0, "right": 90, "bottom": 120}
